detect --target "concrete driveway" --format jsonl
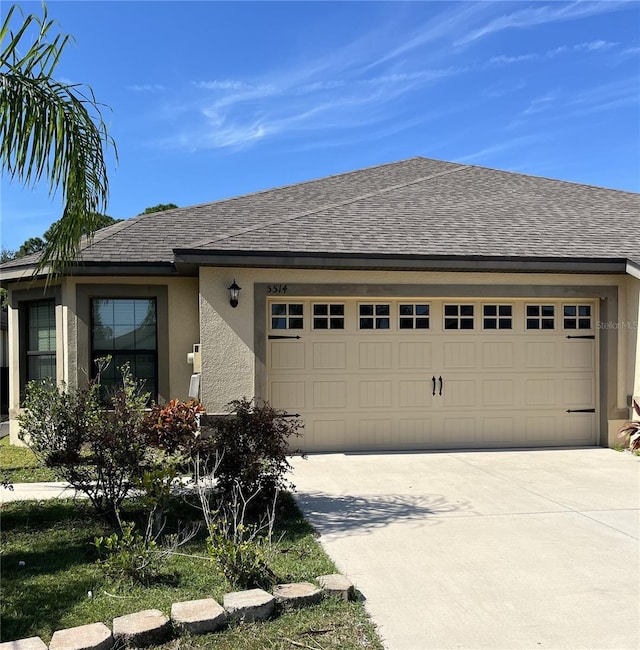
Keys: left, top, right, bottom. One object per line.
{"left": 290, "top": 449, "right": 640, "bottom": 650}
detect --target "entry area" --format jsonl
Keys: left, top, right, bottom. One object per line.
{"left": 267, "top": 298, "right": 598, "bottom": 452}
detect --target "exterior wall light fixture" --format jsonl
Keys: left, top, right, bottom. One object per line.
{"left": 228, "top": 280, "right": 241, "bottom": 308}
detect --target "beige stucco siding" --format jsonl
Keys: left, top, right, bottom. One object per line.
{"left": 62, "top": 276, "right": 199, "bottom": 399}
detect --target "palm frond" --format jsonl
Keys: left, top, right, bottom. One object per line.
{"left": 0, "top": 3, "right": 116, "bottom": 275}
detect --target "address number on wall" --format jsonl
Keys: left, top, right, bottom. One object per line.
{"left": 267, "top": 284, "right": 288, "bottom": 294}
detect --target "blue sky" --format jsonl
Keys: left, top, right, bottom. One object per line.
{"left": 1, "top": 0, "right": 639, "bottom": 251}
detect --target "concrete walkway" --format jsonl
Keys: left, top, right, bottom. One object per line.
{"left": 1, "top": 481, "right": 77, "bottom": 503}
{"left": 290, "top": 448, "right": 640, "bottom": 650}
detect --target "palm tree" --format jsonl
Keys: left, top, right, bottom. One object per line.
{"left": 0, "top": 3, "right": 116, "bottom": 274}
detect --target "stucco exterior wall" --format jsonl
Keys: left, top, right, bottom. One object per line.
{"left": 62, "top": 276, "right": 199, "bottom": 399}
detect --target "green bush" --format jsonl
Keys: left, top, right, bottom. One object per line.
{"left": 94, "top": 520, "right": 161, "bottom": 584}
{"left": 201, "top": 398, "right": 303, "bottom": 504}
{"left": 19, "top": 363, "right": 150, "bottom": 518}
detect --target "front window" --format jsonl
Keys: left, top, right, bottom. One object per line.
{"left": 91, "top": 298, "right": 157, "bottom": 399}
{"left": 26, "top": 299, "right": 56, "bottom": 382}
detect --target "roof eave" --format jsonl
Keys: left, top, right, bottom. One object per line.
{"left": 0, "top": 261, "right": 181, "bottom": 287}
{"left": 173, "top": 250, "right": 630, "bottom": 274}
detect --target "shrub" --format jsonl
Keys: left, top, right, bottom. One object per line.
{"left": 142, "top": 399, "right": 204, "bottom": 454}
{"left": 618, "top": 398, "right": 640, "bottom": 453}
{"left": 19, "top": 363, "right": 150, "bottom": 518}
{"left": 203, "top": 481, "right": 279, "bottom": 589}
{"left": 201, "top": 398, "right": 303, "bottom": 503}
{"left": 94, "top": 520, "right": 162, "bottom": 584}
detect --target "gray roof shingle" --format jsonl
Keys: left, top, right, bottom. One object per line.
{"left": 2, "top": 157, "right": 639, "bottom": 272}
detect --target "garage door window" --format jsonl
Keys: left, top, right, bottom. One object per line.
{"left": 563, "top": 305, "right": 592, "bottom": 330}
{"left": 359, "top": 304, "right": 390, "bottom": 330}
{"left": 483, "top": 305, "right": 513, "bottom": 330}
{"left": 271, "top": 303, "right": 304, "bottom": 329}
{"left": 527, "top": 305, "right": 555, "bottom": 330}
{"left": 313, "top": 304, "right": 345, "bottom": 330}
{"left": 444, "top": 304, "right": 474, "bottom": 330}
{"left": 399, "top": 304, "right": 430, "bottom": 329}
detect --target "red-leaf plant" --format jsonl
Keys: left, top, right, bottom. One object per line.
{"left": 618, "top": 399, "right": 640, "bottom": 452}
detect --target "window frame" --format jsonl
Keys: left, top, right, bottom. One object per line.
{"left": 526, "top": 304, "right": 556, "bottom": 330}
{"left": 14, "top": 286, "right": 61, "bottom": 399}
{"left": 398, "top": 303, "right": 431, "bottom": 330}
{"left": 443, "top": 303, "right": 475, "bottom": 330}
{"left": 358, "top": 302, "right": 391, "bottom": 331}
{"left": 90, "top": 297, "right": 159, "bottom": 401}
{"left": 312, "top": 302, "right": 345, "bottom": 330}
{"left": 76, "top": 284, "right": 169, "bottom": 402}
{"left": 482, "top": 304, "right": 513, "bottom": 331}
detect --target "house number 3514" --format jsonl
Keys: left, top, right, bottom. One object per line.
{"left": 267, "top": 284, "right": 288, "bottom": 294}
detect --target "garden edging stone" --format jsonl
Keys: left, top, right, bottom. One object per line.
{"left": 48, "top": 623, "right": 112, "bottom": 650}
{"left": 112, "top": 609, "right": 171, "bottom": 647}
{"left": 223, "top": 588, "right": 275, "bottom": 623}
{"left": 170, "top": 598, "right": 227, "bottom": 635}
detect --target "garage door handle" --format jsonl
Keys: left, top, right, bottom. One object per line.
{"left": 432, "top": 376, "right": 436, "bottom": 396}
{"left": 439, "top": 376, "right": 443, "bottom": 396}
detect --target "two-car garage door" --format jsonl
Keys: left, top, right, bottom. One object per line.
{"left": 266, "top": 298, "right": 598, "bottom": 452}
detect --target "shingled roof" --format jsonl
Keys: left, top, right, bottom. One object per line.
{"left": 3, "top": 157, "right": 639, "bottom": 276}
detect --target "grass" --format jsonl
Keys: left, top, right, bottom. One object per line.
{"left": 0, "top": 493, "right": 383, "bottom": 649}
{"left": 0, "top": 436, "right": 61, "bottom": 483}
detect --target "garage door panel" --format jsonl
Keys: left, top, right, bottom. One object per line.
{"left": 482, "top": 379, "right": 513, "bottom": 406}
{"left": 563, "top": 377, "right": 595, "bottom": 406}
{"left": 313, "top": 381, "right": 347, "bottom": 408}
{"left": 359, "top": 380, "right": 392, "bottom": 408}
{"left": 398, "top": 341, "right": 433, "bottom": 369}
{"left": 444, "top": 418, "right": 477, "bottom": 444}
{"left": 398, "top": 418, "right": 432, "bottom": 444}
{"left": 313, "top": 342, "right": 346, "bottom": 369}
{"left": 359, "top": 342, "right": 392, "bottom": 369}
{"left": 525, "top": 341, "right": 558, "bottom": 368}
{"left": 442, "top": 379, "right": 476, "bottom": 408}
{"left": 399, "top": 380, "right": 434, "bottom": 408}
{"left": 563, "top": 341, "right": 595, "bottom": 369}
{"left": 312, "top": 419, "right": 346, "bottom": 450}
{"left": 443, "top": 342, "right": 475, "bottom": 368}
{"left": 526, "top": 416, "right": 557, "bottom": 442}
{"left": 270, "top": 341, "right": 305, "bottom": 370}
{"left": 482, "top": 341, "right": 514, "bottom": 368}
{"left": 525, "top": 378, "right": 557, "bottom": 406}
{"left": 360, "top": 419, "right": 392, "bottom": 445}
{"left": 482, "top": 417, "right": 514, "bottom": 442}
{"left": 562, "top": 415, "right": 595, "bottom": 442}
{"left": 271, "top": 380, "right": 306, "bottom": 410}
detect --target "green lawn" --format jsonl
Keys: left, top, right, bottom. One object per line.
{"left": 0, "top": 436, "right": 61, "bottom": 483}
{"left": 0, "top": 494, "right": 382, "bottom": 649}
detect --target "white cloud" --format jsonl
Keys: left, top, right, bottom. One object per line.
{"left": 128, "top": 84, "right": 166, "bottom": 92}
{"left": 456, "top": 1, "right": 632, "bottom": 46}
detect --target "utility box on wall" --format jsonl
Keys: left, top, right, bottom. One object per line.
{"left": 187, "top": 343, "right": 201, "bottom": 373}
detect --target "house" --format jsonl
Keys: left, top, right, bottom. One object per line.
{"left": 2, "top": 157, "right": 639, "bottom": 451}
